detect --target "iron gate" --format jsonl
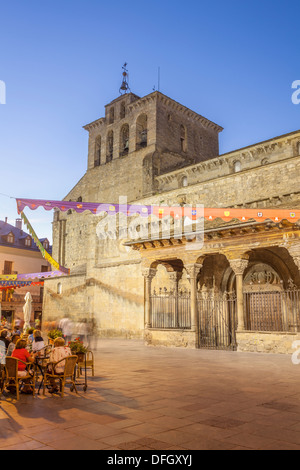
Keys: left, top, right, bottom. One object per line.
{"left": 197, "top": 292, "right": 237, "bottom": 350}
{"left": 151, "top": 288, "right": 191, "bottom": 329}
{"left": 244, "top": 288, "right": 300, "bottom": 332}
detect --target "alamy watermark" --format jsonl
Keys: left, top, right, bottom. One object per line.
{"left": 95, "top": 196, "right": 204, "bottom": 251}
{"left": 291, "top": 80, "right": 300, "bottom": 105}
{"left": 0, "top": 80, "right": 6, "bottom": 104}
{"left": 291, "top": 341, "right": 300, "bottom": 365}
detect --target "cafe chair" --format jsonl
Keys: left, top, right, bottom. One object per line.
{"left": 4, "top": 357, "right": 35, "bottom": 400}
{"left": 43, "top": 355, "right": 78, "bottom": 397}
{"left": 77, "top": 350, "right": 94, "bottom": 378}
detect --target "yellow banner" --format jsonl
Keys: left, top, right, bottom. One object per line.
{"left": 20, "top": 211, "right": 68, "bottom": 273}
{"left": 0, "top": 274, "right": 17, "bottom": 281}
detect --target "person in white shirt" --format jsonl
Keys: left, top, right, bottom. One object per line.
{"left": 47, "top": 337, "right": 72, "bottom": 393}
{"left": 59, "top": 316, "right": 73, "bottom": 343}
{"left": 31, "top": 330, "right": 45, "bottom": 357}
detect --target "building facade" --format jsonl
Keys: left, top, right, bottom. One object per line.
{"left": 0, "top": 218, "right": 51, "bottom": 326}
{"left": 42, "top": 88, "right": 300, "bottom": 354}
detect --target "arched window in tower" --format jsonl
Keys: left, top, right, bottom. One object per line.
{"left": 180, "top": 125, "right": 187, "bottom": 152}
{"left": 109, "top": 107, "right": 115, "bottom": 124}
{"left": 120, "top": 102, "right": 126, "bottom": 119}
{"left": 136, "top": 114, "right": 148, "bottom": 150}
{"left": 120, "top": 124, "right": 129, "bottom": 157}
{"left": 94, "top": 136, "right": 101, "bottom": 167}
{"left": 106, "top": 130, "right": 114, "bottom": 163}
{"left": 297, "top": 141, "right": 300, "bottom": 155}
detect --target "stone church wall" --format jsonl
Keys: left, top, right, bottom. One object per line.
{"left": 42, "top": 89, "right": 300, "bottom": 343}
{"left": 43, "top": 145, "right": 300, "bottom": 339}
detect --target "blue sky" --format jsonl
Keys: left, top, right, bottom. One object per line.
{"left": 0, "top": 0, "right": 299, "bottom": 242}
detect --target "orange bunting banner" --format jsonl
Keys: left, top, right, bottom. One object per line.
{"left": 16, "top": 198, "right": 300, "bottom": 223}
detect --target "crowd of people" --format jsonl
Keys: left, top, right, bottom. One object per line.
{"left": 45, "top": 316, "right": 98, "bottom": 350}
{"left": 0, "top": 314, "right": 97, "bottom": 396}
{"left": 0, "top": 326, "right": 44, "bottom": 359}
{"left": 0, "top": 326, "right": 74, "bottom": 395}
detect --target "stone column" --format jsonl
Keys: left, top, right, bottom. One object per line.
{"left": 228, "top": 258, "right": 249, "bottom": 331}
{"left": 168, "top": 271, "right": 183, "bottom": 328}
{"left": 142, "top": 268, "right": 157, "bottom": 329}
{"left": 185, "top": 264, "right": 202, "bottom": 332}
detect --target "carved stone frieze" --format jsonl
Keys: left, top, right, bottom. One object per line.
{"left": 247, "top": 270, "right": 279, "bottom": 286}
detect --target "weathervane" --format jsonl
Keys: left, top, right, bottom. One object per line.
{"left": 119, "top": 63, "right": 131, "bottom": 94}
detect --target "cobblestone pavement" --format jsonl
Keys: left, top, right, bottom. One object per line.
{"left": 1, "top": 339, "right": 300, "bottom": 450}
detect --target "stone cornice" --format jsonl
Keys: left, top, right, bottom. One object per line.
{"left": 221, "top": 129, "right": 300, "bottom": 159}
{"left": 155, "top": 152, "right": 300, "bottom": 192}
{"left": 125, "top": 220, "right": 300, "bottom": 251}
{"left": 156, "top": 92, "right": 224, "bottom": 133}
{"left": 83, "top": 117, "right": 105, "bottom": 132}
{"left": 127, "top": 91, "right": 224, "bottom": 133}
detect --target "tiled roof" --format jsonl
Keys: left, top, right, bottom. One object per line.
{"left": 0, "top": 220, "right": 52, "bottom": 254}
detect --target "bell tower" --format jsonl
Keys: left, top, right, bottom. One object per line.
{"left": 82, "top": 70, "right": 222, "bottom": 201}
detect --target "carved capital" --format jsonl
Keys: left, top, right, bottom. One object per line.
{"left": 168, "top": 271, "right": 183, "bottom": 283}
{"left": 185, "top": 263, "right": 203, "bottom": 279}
{"left": 141, "top": 267, "right": 157, "bottom": 279}
{"left": 229, "top": 258, "right": 249, "bottom": 276}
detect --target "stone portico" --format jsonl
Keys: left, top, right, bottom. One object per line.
{"left": 128, "top": 219, "right": 300, "bottom": 354}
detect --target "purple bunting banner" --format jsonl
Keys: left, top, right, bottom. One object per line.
{"left": 16, "top": 197, "right": 300, "bottom": 223}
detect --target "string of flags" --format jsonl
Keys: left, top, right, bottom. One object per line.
{"left": 0, "top": 200, "right": 71, "bottom": 289}
{"left": 16, "top": 197, "right": 300, "bottom": 223}
{"left": 0, "top": 271, "right": 66, "bottom": 282}
{"left": 4, "top": 196, "right": 298, "bottom": 291}
{"left": 0, "top": 270, "right": 66, "bottom": 290}
{"left": 0, "top": 280, "right": 44, "bottom": 290}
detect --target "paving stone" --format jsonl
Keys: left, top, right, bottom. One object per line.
{"left": 1, "top": 339, "right": 300, "bottom": 450}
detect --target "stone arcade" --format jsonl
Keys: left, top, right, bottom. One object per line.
{"left": 42, "top": 86, "right": 300, "bottom": 354}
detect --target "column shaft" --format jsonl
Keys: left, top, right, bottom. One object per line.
{"left": 142, "top": 268, "right": 156, "bottom": 329}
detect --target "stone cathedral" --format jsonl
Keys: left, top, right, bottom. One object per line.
{"left": 43, "top": 71, "right": 300, "bottom": 354}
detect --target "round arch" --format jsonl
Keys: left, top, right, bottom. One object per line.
{"left": 221, "top": 247, "right": 300, "bottom": 293}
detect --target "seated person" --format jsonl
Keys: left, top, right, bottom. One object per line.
{"left": 32, "top": 330, "right": 45, "bottom": 357}
{"left": 12, "top": 319, "right": 22, "bottom": 336}
{"left": 0, "top": 329, "right": 11, "bottom": 352}
{"left": 47, "top": 337, "right": 72, "bottom": 393}
{"left": 6, "top": 334, "right": 20, "bottom": 357}
{"left": 27, "top": 328, "right": 35, "bottom": 343}
{"left": 11, "top": 339, "right": 35, "bottom": 393}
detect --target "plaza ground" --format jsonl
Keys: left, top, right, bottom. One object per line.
{"left": 1, "top": 338, "right": 300, "bottom": 450}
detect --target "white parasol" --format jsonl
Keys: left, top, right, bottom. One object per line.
{"left": 23, "top": 292, "right": 32, "bottom": 332}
